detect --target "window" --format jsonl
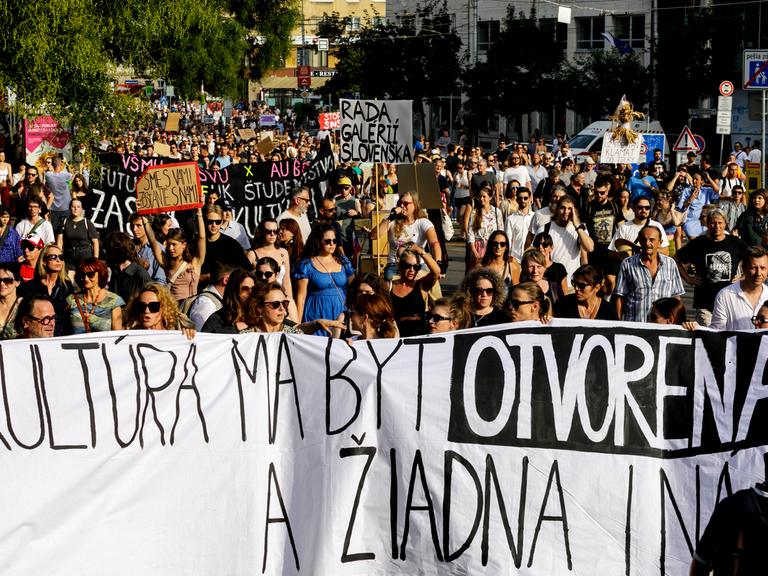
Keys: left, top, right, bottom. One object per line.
{"left": 477, "top": 20, "right": 500, "bottom": 57}
{"left": 576, "top": 16, "right": 605, "bottom": 50}
{"left": 372, "top": 16, "right": 386, "bottom": 27}
{"left": 345, "top": 17, "right": 361, "bottom": 32}
{"left": 613, "top": 15, "right": 645, "bottom": 48}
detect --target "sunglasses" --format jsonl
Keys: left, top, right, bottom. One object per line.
{"left": 428, "top": 312, "right": 451, "bottom": 323}
{"left": 636, "top": 205, "right": 651, "bottom": 211}
{"left": 508, "top": 298, "right": 535, "bottom": 309}
{"left": 572, "top": 280, "right": 591, "bottom": 291}
{"left": 400, "top": 263, "right": 420, "bottom": 271}
{"left": 0, "top": 277, "right": 16, "bottom": 286}
{"left": 473, "top": 287, "right": 494, "bottom": 296}
{"left": 21, "top": 243, "right": 40, "bottom": 251}
{"left": 79, "top": 270, "right": 98, "bottom": 279}
{"left": 322, "top": 238, "right": 337, "bottom": 245}
{"left": 44, "top": 254, "right": 63, "bottom": 262}
{"left": 398, "top": 200, "right": 413, "bottom": 207}
{"left": 533, "top": 241, "right": 552, "bottom": 248}
{"left": 136, "top": 301, "right": 162, "bottom": 314}
{"left": 263, "top": 228, "right": 278, "bottom": 235}
{"left": 263, "top": 300, "right": 289, "bottom": 310}
{"left": 490, "top": 241, "right": 507, "bottom": 248}
{"left": 753, "top": 315, "right": 768, "bottom": 325}
{"left": 206, "top": 219, "right": 222, "bottom": 225}
{"left": 255, "top": 270, "right": 274, "bottom": 279}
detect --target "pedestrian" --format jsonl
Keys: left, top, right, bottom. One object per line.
{"left": 710, "top": 247, "right": 768, "bottom": 331}
{"left": 14, "top": 294, "right": 56, "bottom": 339}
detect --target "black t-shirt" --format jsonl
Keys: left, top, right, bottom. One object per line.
{"left": 472, "top": 307, "right": 509, "bottom": 327}
{"left": 202, "top": 234, "right": 251, "bottom": 277}
{"left": 553, "top": 294, "right": 618, "bottom": 320}
{"left": 584, "top": 199, "right": 623, "bottom": 248}
{"left": 495, "top": 147, "right": 511, "bottom": 165}
{"left": 677, "top": 235, "right": 748, "bottom": 310}
{"left": 695, "top": 487, "right": 768, "bottom": 575}
{"left": 471, "top": 171, "right": 497, "bottom": 196}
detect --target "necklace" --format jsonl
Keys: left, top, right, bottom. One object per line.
{"left": 579, "top": 298, "right": 600, "bottom": 319}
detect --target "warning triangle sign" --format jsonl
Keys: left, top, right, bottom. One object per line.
{"left": 673, "top": 126, "right": 699, "bottom": 152}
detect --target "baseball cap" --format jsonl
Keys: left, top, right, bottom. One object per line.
{"left": 21, "top": 233, "right": 44, "bottom": 250}
{"left": 584, "top": 157, "right": 595, "bottom": 165}
{"left": 337, "top": 176, "right": 352, "bottom": 187}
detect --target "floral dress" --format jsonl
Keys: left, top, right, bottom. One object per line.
{"left": 67, "top": 290, "right": 125, "bottom": 333}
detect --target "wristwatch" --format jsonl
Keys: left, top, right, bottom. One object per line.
{"left": 576, "top": 224, "right": 586, "bottom": 231}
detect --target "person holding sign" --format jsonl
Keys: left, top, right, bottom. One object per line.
{"left": 144, "top": 209, "right": 206, "bottom": 301}
{"left": 371, "top": 191, "right": 442, "bottom": 281}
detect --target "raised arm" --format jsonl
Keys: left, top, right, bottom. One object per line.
{"left": 143, "top": 216, "right": 168, "bottom": 268}
{"left": 192, "top": 209, "right": 206, "bottom": 273}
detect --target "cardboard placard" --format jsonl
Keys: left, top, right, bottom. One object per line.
{"left": 135, "top": 162, "right": 202, "bottom": 214}
{"left": 259, "top": 130, "right": 274, "bottom": 142}
{"left": 394, "top": 163, "right": 442, "bottom": 209}
{"left": 153, "top": 142, "right": 171, "bottom": 157}
{"left": 238, "top": 129, "right": 256, "bottom": 141}
{"left": 165, "top": 112, "right": 181, "bottom": 133}
{"left": 256, "top": 137, "right": 274, "bottom": 155}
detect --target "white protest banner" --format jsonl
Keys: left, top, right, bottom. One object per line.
{"left": 340, "top": 99, "right": 413, "bottom": 163}
{"left": 601, "top": 132, "right": 645, "bottom": 164}
{"left": 135, "top": 161, "right": 202, "bottom": 214}
{"left": 0, "top": 321, "right": 765, "bottom": 575}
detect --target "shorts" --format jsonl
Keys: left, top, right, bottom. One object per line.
{"left": 454, "top": 196, "right": 471, "bottom": 208}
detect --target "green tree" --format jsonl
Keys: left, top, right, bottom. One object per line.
{"left": 0, "top": 0, "right": 298, "bottom": 145}
{"left": 319, "top": 1, "right": 462, "bottom": 134}
{"left": 462, "top": 5, "right": 566, "bottom": 135}
{"left": 556, "top": 50, "right": 652, "bottom": 120}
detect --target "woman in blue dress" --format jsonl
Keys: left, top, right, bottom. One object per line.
{"left": 294, "top": 223, "right": 354, "bottom": 335}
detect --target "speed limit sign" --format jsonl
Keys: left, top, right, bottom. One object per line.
{"left": 719, "top": 80, "right": 734, "bottom": 96}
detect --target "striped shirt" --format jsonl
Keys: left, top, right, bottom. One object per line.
{"left": 614, "top": 253, "right": 685, "bottom": 322}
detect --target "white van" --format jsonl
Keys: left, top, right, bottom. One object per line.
{"left": 567, "top": 120, "right": 667, "bottom": 164}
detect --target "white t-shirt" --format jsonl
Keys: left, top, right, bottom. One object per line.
{"left": 503, "top": 166, "right": 531, "bottom": 187}
{"left": 608, "top": 219, "right": 670, "bottom": 250}
{"left": 547, "top": 220, "right": 587, "bottom": 283}
{"left": 505, "top": 211, "right": 534, "bottom": 262}
{"left": 528, "top": 206, "right": 553, "bottom": 237}
{"left": 387, "top": 218, "right": 434, "bottom": 263}
{"left": 527, "top": 165, "right": 548, "bottom": 190}
{"left": 748, "top": 148, "right": 762, "bottom": 163}
{"left": 454, "top": 171, "right": 470, "bottom": 199}
{"left": 16, "top": 218, "right": 55, "bottom": 245}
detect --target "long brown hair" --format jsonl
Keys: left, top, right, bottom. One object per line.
{"left": 353, "top": 293, "right": 398, "bottom": 339}
{"left": 279, "top": 218, "right": 304, "bottom": 264}
{"left": 393, "top": 190, "right": 428, "bottom": 239}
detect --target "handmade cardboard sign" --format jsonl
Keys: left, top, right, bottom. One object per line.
{"left": 165, "top": 112, "right": 181, "bottom": 133}
{"left": 135, "top": 162, "right": 202, "bottom": 214}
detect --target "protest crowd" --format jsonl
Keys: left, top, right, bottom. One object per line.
{"left": 0, "top": 102, "right": 766, "bottom": 345}
{"left": 3, "top": 100, "right": 768, "bottom": 576}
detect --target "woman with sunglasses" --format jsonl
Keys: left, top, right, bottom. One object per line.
{"left": 201, "top": 268, "right": 255, "bottom": 333}
{"left": 371, "top": 190, "right": 441, "bottom": 281}
{"left": 123, "top": 283, "right": 195, "bottom": 339}
{"left": 248, "top": 218, "right": 293, "bottom": 299}
{"left": 145, "top": 209, "right": 205, "bottom": 300}
{"left": 0, "top": 206, "right": 22, "bottom": 264}
{"left": 241, "top": 283, "right": 342, "bottom": 335}
{"left": 18, "top": 243, "right": 73, "bottom": 335}
{"left": 505, "top": 281, "right": 551, "bottom": 323}
{"left": 0, "top": 262, "right": 22, "bottom": 340}
{"left": 390, "top": 244, "right": 441, "bottom": 337}
{"left": 428, "top": 295, "right": 472, "bottom": 334}
{"left": 294, "top": 223, "right": 354, "bottom": 333}
{"left": 479, "top": 230, "right": 520, "bottom": 297}
{"left": 719, "top": 185, "right": 747, "bottom": 233}
{"left": 67, "top": 258, "right": 123, "bottom": 333}
{"left": 553, "top": 265, "right": 617, "bottom": 320}
{"left": 460, "top": 268, "right": 508, "bottom": 327}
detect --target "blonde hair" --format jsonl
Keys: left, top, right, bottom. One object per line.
{"left": 393, "top": 190, "right": 429, "bottom": 239}
{"left": 35, "top": 243, "right": 70, "bottom": 284}
{"left": 123, "top": 282, "right": 184, "bottom": 330}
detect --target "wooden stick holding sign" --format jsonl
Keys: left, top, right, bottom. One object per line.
{"left": 135, "top": 162, "right": 203, "bottom": 215}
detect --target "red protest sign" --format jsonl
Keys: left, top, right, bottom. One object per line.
{"left": 319, "top": 112, "right": 340, "bottom": 130}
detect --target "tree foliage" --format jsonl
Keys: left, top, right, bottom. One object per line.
{"left": 556, "top": 50, "right": 652, "bottom": 120}
{"left": 320, "top": 0, "right": 462, "bottom": 103}
{"left": 462, "top": 5, "right": 565, "bottom": 124}
{"left": 0, "top": 0, "right": 298, "bottom": 144}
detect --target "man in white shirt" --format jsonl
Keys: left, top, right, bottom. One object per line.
{"left": 710, "top": 247, "right": 768, "bottom": 331}
{"left": 188, "top": 262, "right": 232, "bottom": 330}
{"left": 527, "top": 153, "right": 548, "bottom": 191}
{"left": 15, "top": 198, "right": 55, "bottom": 245}
{"left": 732, "top": 142, "right": 748, "bottom": 169}
{"left": 546, "top": 195, "right": 594, "bottom": 283}
{"left": 504, "top": 188, "right": 534, "bottom": 262}
{"left": 526, "top": 183, "right": 567, "bottom": 248}
{"left": 747, "top": 141, "right": 762, "bottom": 164}
{"left": 276, "top": 186, "right": 313, "bottom": 242}
{"left": 609, "top": 196, "right": 669, "bottom": 255}
{"left": 502, "top": 152, "right": 531, "bottom": 191}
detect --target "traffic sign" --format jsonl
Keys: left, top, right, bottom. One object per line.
{"left": 688, "top": 108, "right": 715, "bottom": 117}
{"left": 693, "top": 134, "right": 706, "bottom": 153}
{"left": 297, "top": 65, "right": 311, "bottom": 89}
{"left": 673, "top": 126, "right": 699, "bottom": 152}
{"left": 719, "top": 81, "right": 734, "bottom": 96}
{"left": 317, "top": 38, "right": 329, "bottom": 51}
{"left": 716, "top": 95, "right": 733, "bottom": 135}
{"left": 744, "top": 50, "right": 768, "bottom": 90}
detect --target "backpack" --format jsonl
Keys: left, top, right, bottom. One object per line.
{"left": 179, "top": 290, "right": 222, "bottom": 317}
